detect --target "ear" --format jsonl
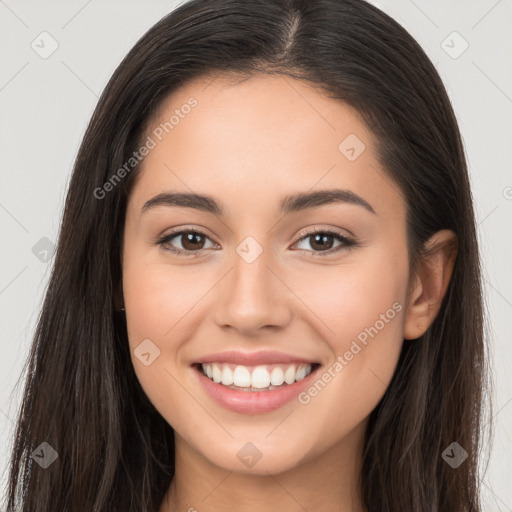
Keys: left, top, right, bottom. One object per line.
{"left": 403, "top": 229, "right": 458, "bottom": 340}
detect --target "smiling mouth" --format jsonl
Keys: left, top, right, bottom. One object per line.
{"left": 193, "top": 362, "right": 322, "bottom": 392}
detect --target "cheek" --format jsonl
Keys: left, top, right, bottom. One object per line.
{"left": 290, "top": 245, "right": 408, "bottom": 440}
{"left": 298, "top": 241, "right": 408, "bottom": 342}
{"left": 121, "top": 244, "right": 200, "bottom": 416}
{"left": 122, "top": 237, "right": 206, "bottom": 345}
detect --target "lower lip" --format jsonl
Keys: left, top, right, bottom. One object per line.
{"left": 193, "top": 364, "right": 320, "bottom": 414}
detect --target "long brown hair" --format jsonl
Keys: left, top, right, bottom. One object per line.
{"left": 4, "top": 0, "right": 490, "bottom": 510}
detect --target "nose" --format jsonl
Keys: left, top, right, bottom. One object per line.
{"left": 212, "top": 249, "right": 292, "bottom": 337}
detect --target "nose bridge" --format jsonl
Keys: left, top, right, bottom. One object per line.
{"left": 233, "top": 245, "right": 273, "bottom": 303}
{"left": 212, "top": 235, "right": 291, "bottom": 333}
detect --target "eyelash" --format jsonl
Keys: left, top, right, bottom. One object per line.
{"left": 155, "top": 226, "right": 357, "bottom": 258}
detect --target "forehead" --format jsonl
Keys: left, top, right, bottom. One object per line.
{"left": 128, "top": 73, "right": 405, "bottom": 222}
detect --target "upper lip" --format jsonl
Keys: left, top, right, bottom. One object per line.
{"left": 194, "top": 350, "right": 319, "bottom": 366}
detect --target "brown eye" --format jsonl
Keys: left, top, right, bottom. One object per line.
{"left": 293, "top": 229, "right": 356, "bottom": 255}
{"left": 178, "top": 232, "right": 206, "bottom": 251}
{"left": 307, "top": 233, "right": 336, "bottom": 251}
{"left": 157, "top": 229, "right": 217, "bottom": 256}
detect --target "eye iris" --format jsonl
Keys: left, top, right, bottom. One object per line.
{"left": 182, "top": 232, "right": 204, "bottom": 250}
{"left": 310, "top": 233, "right": 334, "bottom": 251}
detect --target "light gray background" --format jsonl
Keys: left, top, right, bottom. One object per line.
{"left": 1, "top": 0, "right": 511, "bottom": 509}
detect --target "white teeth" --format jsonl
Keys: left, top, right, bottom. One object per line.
{"left": 212, "top": 364, "right": 222, "bottom": 383}
{"left": 251, "top": 366, "right": 271, "bottom": 389}
{"left": 233, "top": 365, "right": 251, "bottom": 387}
{"left": 200, "top": 362, "right": 314, "bottom": 390}
{"left": 270, "top": 367, "right": 284, "bottom": 386}
{"left": 284, "top": 365, "right": 296, "bottom": 385}
{"left": 221, "top": 366, "right": 233, "bottom": 386}
{"left": 295, "top": 365, "right": 306, "bottom": 381}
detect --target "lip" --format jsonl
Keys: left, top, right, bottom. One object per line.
{"left": 193, "top": 350, "right": 319, "bottom": 366}
{"left": 192, "top": 362, "right": 321, "bottom": 414}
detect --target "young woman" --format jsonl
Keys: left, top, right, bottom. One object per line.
{"left": 5, "top": 0, "right": 490, "bottom": 510}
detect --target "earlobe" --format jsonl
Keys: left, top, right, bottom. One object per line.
{"left": 403, "top": 229, "right": 458, "bottom": 340}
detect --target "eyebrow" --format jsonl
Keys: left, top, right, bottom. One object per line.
{"left": 141, "top": 188, "right": 376, "bottom": 216}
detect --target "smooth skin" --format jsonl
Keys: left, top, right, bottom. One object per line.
{"left": 119, "top": 73, "right": 457, "bottom": 512}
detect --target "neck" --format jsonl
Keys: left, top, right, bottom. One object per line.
{"left": 159, "top": 421, "right": 367, "bottom": 512}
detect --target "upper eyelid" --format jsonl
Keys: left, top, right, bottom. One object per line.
{"left": 296, "top": 226, "right": 353, "bottom": 239}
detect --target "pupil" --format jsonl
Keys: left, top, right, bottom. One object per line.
{"left": 183, "top": 233, "right": 203, "bottom": 250}
{"left": 312, "top": 234, "right": 333, "bottom": 250}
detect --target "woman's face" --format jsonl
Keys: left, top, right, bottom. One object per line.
{"left": 122, "top": 73, "right": 410, "bottom": 474}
